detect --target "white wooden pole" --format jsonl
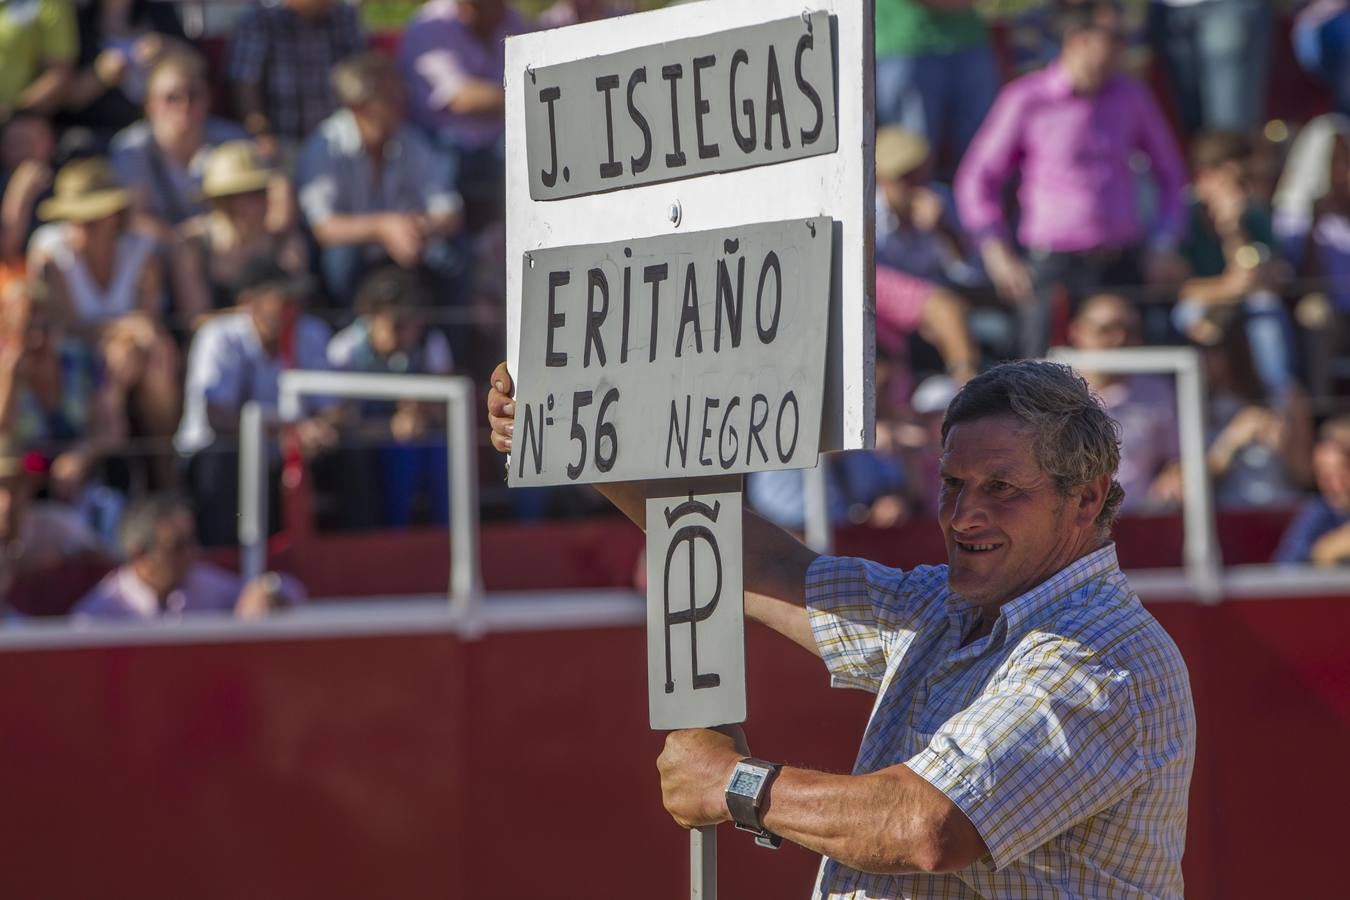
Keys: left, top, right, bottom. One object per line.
{"left": 691, "top": 826, "right": 717, "bottom": 900}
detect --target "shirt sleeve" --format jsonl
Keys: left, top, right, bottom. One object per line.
{"left": 1273, "top": 499, "right": 1330, "bottom": 564}
{"left": 805, "top": 555, "right": 941, "bottom": 693}
{"left": 954, "top": 82, "right": 1025, "bottom": 244}
{"left": 186, "top": 325, "right": 243, "bottom": 411}
{"left": 905, "top": 638, "right": 1144, "bottom": 869}
{"left": 39, "top": 0, "right": 78, "bottom": 65}
{"left": 226, "top": 9, "right": 268, "bottom": 85}
{"left": 1133, "top": 84, "right": 1188, "bottom": 248}
{"left": 406, "top": 133, "right": 462, "bottom": 218}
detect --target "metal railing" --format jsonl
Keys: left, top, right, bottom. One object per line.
{"left": 238, "top": 371, "right": 483, "bottom": 616}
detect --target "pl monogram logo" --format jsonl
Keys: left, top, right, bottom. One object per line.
{"left": 662, "top": 495, "right": 724, "bottom": 695}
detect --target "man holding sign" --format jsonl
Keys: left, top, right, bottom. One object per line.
{"left": 487, "top": 359, "right": 1194, "bottom": 898}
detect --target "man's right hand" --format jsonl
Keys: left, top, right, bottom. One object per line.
{"left": 980, "top": 239, "right": 1034, "bottom": 306}
{"left": 487, "top": 361, "right": 515, "bottom": 454}
{"left": 380, "top": 214, "right": 426, "bottom": 268}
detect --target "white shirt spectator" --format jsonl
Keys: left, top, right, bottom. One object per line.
{"left": 174, "top": 310, "right": 332, "bottom": 455}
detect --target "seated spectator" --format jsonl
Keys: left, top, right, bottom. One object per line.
{"left": 536, "top": 0, "right": 626, "bottom": 28}
{"left": 298, "top": 52, "right": 466, "bottom": 309}
{"left": 1274, "top": 416, "right": 1350, "bottom": 566}
{"left": 74, "top": 494, "right": 302, "bottom": 620}
{"left": 873, "top": 0, "right": 997, "bottom": 176}
{"left": 0, "top": 433, "right": 106, "bottom": 610}
{"left": 875, "top": 264, "right": 979, "bottom": 398}
{"left": 875, "top": 126, "right": 980, "bottom": 289}
{"left": 747, "top": 451, "right": 909, "bottom": 533}
{"left": 1199, "top": 311, "right": 1314, "bottom": 509}
{"left": 1066, "top": 293, "right": 1181, "bottom": 513}
{"left": 60, "top": 0, "right": 187, "bottom": 138}
{"left": 227, "top": 0, "right": 366, "bottom": 162}
{"left": 109, "top": 48, "right": 247, "bottom": 232}
{"left": 28, "top": 158, "right": 181, "bottom": 485}
{"left": 0, "top": 0, "right": 77, "bottom": 121}
{"left": 956, "top": 0, "right": 1188, "bottom": 359}
{"left": 1147, "top": 0, "right": 1272, "bottom": 135}
{"left": 174, "top": 254, "right": 340, "bottom": 546}
{"left": 177, "top": 141, "right": 308, "bottom": 315}
{"left": 1176, "top": 130, "right": 1296, "bottom": 393}
{"left": 0, "top": 112, "right": 56, "bottom": 263}
{"left": 0, "top": 279, "right": 123, "bottom": 500}
{"left": 398, "top": 0, "right": 529, "bottom": 224}
{"left": 329, "top": 266, "right": 451, "bottom": 526}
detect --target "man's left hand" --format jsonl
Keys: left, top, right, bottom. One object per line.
{"left": 657, "top": 726, "right": 749, "bottom": 829}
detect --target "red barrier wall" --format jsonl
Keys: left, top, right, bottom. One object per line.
{"left": 1, "top": 591, "right": 1347, "bottom": 900}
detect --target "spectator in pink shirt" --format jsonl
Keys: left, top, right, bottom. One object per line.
{"left": 398, "top": 0, "right": 530, "bottom": 226}
{"left": 955, "top": 0, "right": 1188, "bottom": 359}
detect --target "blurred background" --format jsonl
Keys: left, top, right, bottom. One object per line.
{"left": 0, "top": 2, "right": 1345, "bottom": 899}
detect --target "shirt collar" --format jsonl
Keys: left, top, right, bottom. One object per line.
{"left": 945, "top": 542, "right": 1124, "bottom": 632}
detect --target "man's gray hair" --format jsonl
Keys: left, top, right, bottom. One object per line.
{"left": 941, "top": 360, "right": 1125, "bottom": 531}
{"left": 119, "top": 494, "right": 192, "bottom": 560}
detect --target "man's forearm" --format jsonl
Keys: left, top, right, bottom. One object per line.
{"left": 760, "top": 764, "right": 986, "bottom": 874}
{"left": 18, "top": 64, "right": 74, "bottom": 115}
{"left": 594, "top": 481, "right": 819, "bottom": 654}
{"left": 312, "top": 213, "right": 387, "bottom": 247}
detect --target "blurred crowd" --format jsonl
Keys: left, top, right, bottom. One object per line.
{"left": 0, "top": 0, "right": 1347, "bottom": 623}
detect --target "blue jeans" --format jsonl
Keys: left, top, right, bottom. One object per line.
{"left": 875, "top": 42, "right": 998, "bottom": 172}
{"left": 379, "top": 441, "right": 449, "bottom": 527}
{"left": 1148, "top": 0, "right": 1272, "bottom": 134}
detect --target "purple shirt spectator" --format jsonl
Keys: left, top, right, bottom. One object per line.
{"left": 75, "top": 561, "right": 304, "bottom": 620}
{"left": 398, "top": 0, "right": 530, "bottom": 151}
{"left": 956, "top": 61, "right": 1187, "bottom": 254}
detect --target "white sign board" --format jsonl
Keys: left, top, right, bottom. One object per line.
{"left": 523, "top": 12, "right": 837, "bottom": 200}
{"left": 505, "top": 0, "right": 874, "bottom": 453}
{"left": 646, "top": 480, "right": 745, "bottom": 730}
{"left": 509, "top": 217, "right": 832, "bottom": 486}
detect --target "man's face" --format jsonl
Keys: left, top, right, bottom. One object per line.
{"left": 879, "top": 170, "right": 922, "bottom": 215}
{"left": 0, "top": 473, "right": 30, "bottom": 544}
{"left": 141, "top": 510, "right": 199, "bottom": 591}
{"left": 1062, "top": 11, "right": 1124, "bottom": 93}
{"left": 1313, "top": 440, "right": 1350, "bottom": 512}
{"left": 247, "top": 288, "right": 299, "bottom": 347}
{"left": 146, "top": 66, "right": 209, "bottom": 137}
{"left": 939, "top": 416, "right": 1101, "bottom": 608}
{"left": 1069, "top": 296, "right": 1140, "bottom": 351}
{"left": 354, "top": 79, "right": 406, "bottom": 146}
{"left": 370, "top": 309, "right": 424, "bottom": 358}
{"left": 458, "top": 0, "right": 505, "bottom": 32}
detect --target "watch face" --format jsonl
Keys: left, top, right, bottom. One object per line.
{"left": 728, "top": 768, "right": 764, "bottom": 797}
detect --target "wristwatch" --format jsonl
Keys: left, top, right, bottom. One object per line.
{"left": 725, "top": 757, "right": 782, "bottom": 849}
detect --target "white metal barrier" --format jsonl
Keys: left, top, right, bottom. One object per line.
{"left": 238, "top": 372, "right": 483, "bottom": 616}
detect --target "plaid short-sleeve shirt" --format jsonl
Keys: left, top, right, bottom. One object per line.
{"left": 806, "top": 544, "right": 1195, "bottom": 899}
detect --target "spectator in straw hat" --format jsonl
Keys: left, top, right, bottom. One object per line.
{"left": 27, "top": 157, "right": 182, "bottom": 489}
{"left": 875, "top": 125, "right": 981, "bottom": 291}
{"left": 175, "top": 140, "right": 308, "bottom": 318}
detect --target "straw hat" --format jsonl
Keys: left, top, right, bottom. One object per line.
{"left": 875, "top": 126, "right": 931, "bottom": 181}
{"left": 201, "top": 140, "right": 273, "bottom": 200}
{"left": 37, "top": 158, "right": 131, "bottom": 223}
